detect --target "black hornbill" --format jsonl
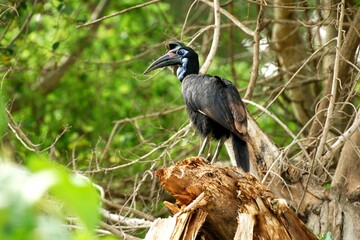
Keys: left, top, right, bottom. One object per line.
{"left": 144, "top": 42, "right": 249, "bottom": 172}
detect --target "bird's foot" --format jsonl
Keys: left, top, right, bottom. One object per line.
{"left": 203, "top": 153, "right": 212, "bottom": 163}
{"left": 198, "top": 153, "right": 211, "bottom": 163}
{"left": 210, "top": 156, "right": 217, "bottom": 164}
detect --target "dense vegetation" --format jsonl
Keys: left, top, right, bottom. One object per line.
{"left": 1, "top": 0, "right": 360, "bottom": 239}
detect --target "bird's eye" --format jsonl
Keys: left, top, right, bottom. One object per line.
{"left": 177, "top": 49, "right": 186, "bottom": 55}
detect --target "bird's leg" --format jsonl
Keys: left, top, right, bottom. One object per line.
{"left": 210, "top": 138, "right": 226, "bottom": 164}
{"left": 198, "top": 136, "right": 209, "bottom": 157}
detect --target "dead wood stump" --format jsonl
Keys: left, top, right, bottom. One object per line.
{"left": 146, "top": 157, "right": 317, "bottom": 240}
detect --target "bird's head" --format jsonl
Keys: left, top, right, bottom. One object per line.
{"left": 143, "top": 41, "right": 199, "bottom": 82}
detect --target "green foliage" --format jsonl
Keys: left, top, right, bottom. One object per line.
{"left": 0, "top": 155, "right": 100, "bottom": 240}
{"left": 1, "top": 0, "right": 263, "bottom": 168}
{"left": 320, "top": 232, "right": 334, "bottom": 240}
{"left": 0, "top": 95, "right": 6, "bottom": 135}
{"left": 322, "top": 182, "right": 332, "bottom": 190}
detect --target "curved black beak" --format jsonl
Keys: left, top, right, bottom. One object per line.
{"left": 143, "top": 53, "right": 182, "bottom": 74}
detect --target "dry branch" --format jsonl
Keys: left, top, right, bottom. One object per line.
{"left": 244, "top": 1, "right": 264, "bottom": 100}
{"left": 76, "top": 0, "right": 161, "bottom": 29}
{"left": 200, "top": 0, "right": 254, "bottom": 36}
{"left": 308, "top": 7, "right": 360, "bottom": 149}
{"left": 199, "top": 0, "right": 220, "bottom": 74}
{"left": 146, "top": 157, "right": 317, "bottom": 240}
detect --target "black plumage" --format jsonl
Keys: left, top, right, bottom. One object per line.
{"left": 144, "top": 42, "right": 249, "bottom": 171}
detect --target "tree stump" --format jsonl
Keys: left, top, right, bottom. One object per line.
{"left": 145, "top": 157, "right": 317, "bottom": 240}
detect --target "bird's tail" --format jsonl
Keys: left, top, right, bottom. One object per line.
{"left": 225, "top": 132, "right": 249, "bottom": 172}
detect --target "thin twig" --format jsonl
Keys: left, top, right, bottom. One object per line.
{"left": 188, "top": 25, "right": 215, "bottom": 45}
{"left": 247, "top": 0, "right": 334, "bottom": 11}
{"left": 181, "top": 0, "right": 199, "bottom": 41}
{"left": 7, "top": 13, "right": 34, "bottom": 47}
{"left": 99, "top": 221, "right": 141, "bottom": 240}
{"left": 113, "top": 105, "right": 186, "bottom": 124}
{"left": 264, "top": 38, "right": 336, "bottom": 110}
{"left": 100, "top": 208, "right": 152, "bottom": 227}
{"left": 244, "top": 2, "right": 264, "bottom": 100}
{"left": 199, "top": 0, "right": 221, "bottom": 74}
{"left": 321, "top": 108, "right": 360, "bottom": 163}
{"left": 101, "top": 106, "right": 186, "bottom": 159}
{"left": 313, "top": 0, "right": 345, "bottom": 172}
{"left": 103, "top": 198, "right": 155, "bottom": 221}
{"left": 200, "top": 0, "right": 254, "bottom": 36}
{"left": 6, "top": 108, "right": 40, "bottom": 154}
{"left": 243, "top": 99, "right": 312, "bottom": 166}
{"left": 85, "top": 123, "right": 192, "bottom": 173}
{"left": 76, "top": 0, "right": 161, "bottom": 29}
{"left": 260, "top": 108, "right": 328, "bottom": 184}
{"left": 228, "top": 2, "right": 237, "bottom": 85}
{"left": 6, "top": 108, "right": 69, "bottom": 155}
{"left": 1, "top": 66, "right": 12, "bottom": 90}
{"left": 297, "top": 0, "right": 346, "bottom": 214}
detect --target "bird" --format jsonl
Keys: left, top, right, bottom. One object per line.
{"left": 144, "top": 41, "right": 249, "bottom": 172}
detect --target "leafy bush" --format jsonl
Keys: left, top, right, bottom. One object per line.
{"left": 0, "top": 155, "right": 102, "bottom": 240}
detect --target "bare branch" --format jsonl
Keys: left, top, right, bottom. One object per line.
{"left": 297, "top": 1, "right": 347, "bottom": 213}
{"left": 244, "top": 99, "right": 312, "bottom": 167}
{"left": 200, "top": 0, "right": 255, "bottom": 36}
{"left": 103, "top": 198, "right": 155, "bottom": 221}
{"left": 199, "top": 0, "right": 221, "bottom": 74}
{"left": 76, "top": 0, "right": 161, "bottom": 29}
{"left": 101, "top": 106, "right": 186, "bottom": 159}
{"left": 264, "top": 38, "right": 336, "bottom": 110}
{"left": 313, "top": 0, "right": 346, "bottom": 166}
{"left": 181, "top": 0, "right": 199, "bottom": 41}
{"left": 322, "top": 108, "right": 360, "bottom": 163}
{"left": 244, "top": 2, "right": 264, "bottom": 100}
{"left": 101, "top": 208, "right": 152, "bottom": 228}
{"left": 6, "top": 108, "right": 69, "bottom": 155}
{"left": 99, "top": 222, "right": 142, "bottom": 240}
{"left": 113, "top": 106, "right": 186, "bottom": 125}
{"left": 7, "top": 11, "right": 34, "bottom": 47}
{"left": 84, "top": 123, "right": 192, "bottom": 173}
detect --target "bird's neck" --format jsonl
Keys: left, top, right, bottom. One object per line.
{"left": 176, "top": 58, "right": 199, "bottom": 82}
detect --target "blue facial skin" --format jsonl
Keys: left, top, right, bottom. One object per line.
{"left": 177, "top": 58, "right": 188, "bottom": 82}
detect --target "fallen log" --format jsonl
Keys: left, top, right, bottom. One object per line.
{"left": 145, "top": 157, "right": 317, "bottom": 240}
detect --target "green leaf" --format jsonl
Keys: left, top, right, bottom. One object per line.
{"left": 52, "top": 42, "right": 60, "bottom": 51}
{"left": 0, "top": 163, "right": 37, "bottom": 240}
{"left": 27, "top": 155, "right": 100, "bottom": 230}
{"left": 322, "top": 183, "right": 331, "bottom": 190}
{"left": 321, "top": 231, "right": 334, "bottom": 240}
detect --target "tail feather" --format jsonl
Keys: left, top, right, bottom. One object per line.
{"left": 224, "top": 133, "right": 249, "bottom": 171}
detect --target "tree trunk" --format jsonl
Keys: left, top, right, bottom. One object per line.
{"left": 333, "top": 126, "right": 360, "bottom": 199}
{"left": 146, "top": 157, "right": 317, "bottom": 240}
{"left": 272, "top": 0, "right": 316, "bottom": 126}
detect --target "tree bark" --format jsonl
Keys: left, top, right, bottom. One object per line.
{"left": 148, "top": 157, "right": 318, "bottom": 240}
{"left": 333, "top": 127, "right": 360, "bottom": 200}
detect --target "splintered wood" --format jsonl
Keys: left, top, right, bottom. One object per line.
{"left": 145, "top": 157, "right": 317, "bottom": 240}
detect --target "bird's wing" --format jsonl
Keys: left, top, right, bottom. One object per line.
{"left": 183, "top": 75, "right": 247, "bottom": 136}
{"left": 224, "top": 81, "right": 247, "bottom": 135}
